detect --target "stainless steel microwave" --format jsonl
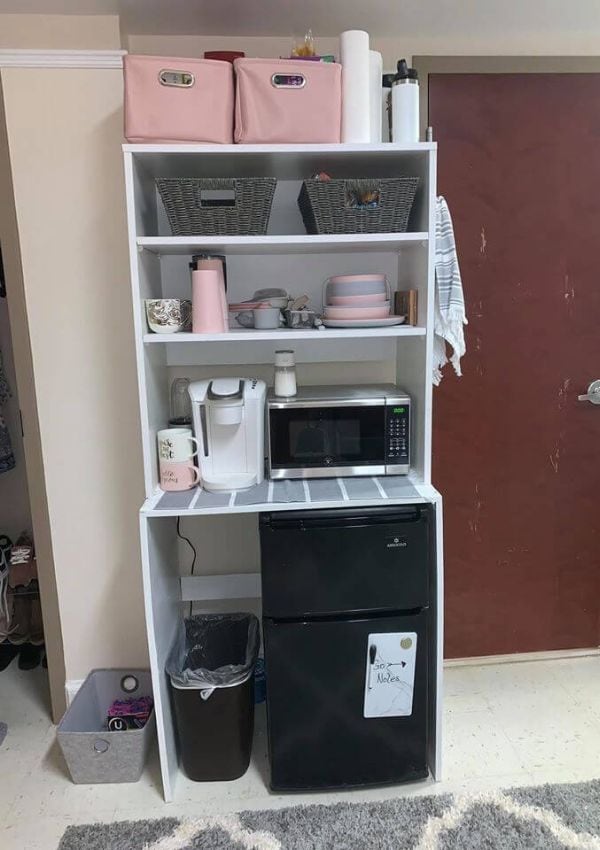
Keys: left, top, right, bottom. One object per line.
{"left": 267, "top": 385, "right": 411, "bottom": 480}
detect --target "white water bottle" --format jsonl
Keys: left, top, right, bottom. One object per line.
{"left": 391, "top": 59, "right": 419, "bottom": 144}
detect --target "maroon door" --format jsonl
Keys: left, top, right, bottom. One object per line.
{"left": 429, "top": 73, "right": 600, "bottom": 657}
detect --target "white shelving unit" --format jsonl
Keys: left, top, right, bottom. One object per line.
{"left": 123, "top": 142, "right": 443, "bottom": 803}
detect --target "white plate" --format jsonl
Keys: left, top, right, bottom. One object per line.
{"left": 322, "top": 316, "right": 406, "bottom": 328}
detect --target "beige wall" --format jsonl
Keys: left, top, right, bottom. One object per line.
{"left": 1, "top": 66, "right": 148, "bottom": 686}
{"left": 0, "top": 14, "right": 121, "bottom": 49}
{"left": 127, "top": 31, "right": 600, "bottom": 68}
{"left": 128, "top": 34, "right": 402, "bottom": 69}
{"left": 0, "top": 79, "right": 67, "bottom": 718}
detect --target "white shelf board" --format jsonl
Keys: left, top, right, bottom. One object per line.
{"left": 138, "top": 233, "right": 428, "bottom": 256}
{"left": 144, "top": 326, "right": 426, "bottom": 343}
{"left": 141, "top": 476, "right": 440, "bottom": 518}
{"left": 124, "top": 142, "right": 437, "bottom": 155}
{"left": 125, "top": 142, "right": 435, "bottom": 181}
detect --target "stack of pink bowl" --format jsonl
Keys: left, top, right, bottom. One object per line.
{"left": 322, "top": 275, "right": 405, "bottom": 328}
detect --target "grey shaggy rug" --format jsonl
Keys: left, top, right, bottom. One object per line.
{"left": 58, "top": 779, "right": 600, "bottom": 850}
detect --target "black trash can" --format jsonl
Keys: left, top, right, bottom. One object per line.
{"left": 166, "top": 613, "right": 259, "bottom": 781}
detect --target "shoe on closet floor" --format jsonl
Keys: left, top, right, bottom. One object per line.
{"left": 18, "top": 643, "right": 42, "bottom": 670}
{"left": 0, "top": 642, "right": 19, "bottom": 671}
{"left": 7, "top": 592, "right": 31, "bottom": 646}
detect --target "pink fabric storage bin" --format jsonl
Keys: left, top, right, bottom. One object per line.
{"left": 234, "top": 58, "right": 341, "bottom": 144}
{"left": 124, "top": 54, "right": 234, "bottom": 144}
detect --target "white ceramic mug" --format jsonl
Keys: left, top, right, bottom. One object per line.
{"left": 253, "top": 307, "right": 281, "bottom": 329}
{"left": 157, "top": 428, "right": 199, "bottom": 463}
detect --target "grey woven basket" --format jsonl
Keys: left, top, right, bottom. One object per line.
{"left": 298, "top": 177, "right": 420, "bottom": 234}
{"left": 157, "top": 177, "right": 277, "bottom": 236}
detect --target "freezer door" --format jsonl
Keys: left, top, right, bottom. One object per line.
{"left": 260, "top": 505, "right": 433, "bottom": 618}
{"left": 263, "top": 611, "right": 428, "bottom": 790}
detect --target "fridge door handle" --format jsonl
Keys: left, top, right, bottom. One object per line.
{"left": 263, "top": 505, "right": 423, "bottom": 530}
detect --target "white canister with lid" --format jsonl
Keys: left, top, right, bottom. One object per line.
{"left": 274, "top": 350, "right": 297, "bottom": 398}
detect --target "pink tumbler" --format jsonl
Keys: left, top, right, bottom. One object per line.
{"left": 192, "top": 269, "right": 228, "bottom": 333}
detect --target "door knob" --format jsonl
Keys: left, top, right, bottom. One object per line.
{"left": 578, "top": 380, "right": 600, "bottom": 404}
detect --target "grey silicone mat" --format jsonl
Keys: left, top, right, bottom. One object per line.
{"left": 193, "top": 489, "right": 232, "bottom": 509}
{"left": 271, "top": 479, "right": 307, "bottom": 503}
{"left": 155, "top": 489, "right": 197, "bottom": 510}
{"left": 379, "top": 477, "right": 420, "bottom": 500}
{"left": 343, "top": 477, "right": 383, "bottom": 501}
{"left": 234, "top": 480, "right": 271, "bottom": 506}
{"left": 152, "top": 476, "right": 422, "bottom": 511}
{"left": 306, "top": 478, "right": 344, "bottom": 501}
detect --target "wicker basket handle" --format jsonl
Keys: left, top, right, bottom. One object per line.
{"left": 343, "top": 180, "right": 382, "bottom": 211}
{"left": 196, "top": 184, "right": 237, "bottom": 209}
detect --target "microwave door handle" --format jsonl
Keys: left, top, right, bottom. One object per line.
{"left": 199, "top": 404, "right": 209, "bottom": 456}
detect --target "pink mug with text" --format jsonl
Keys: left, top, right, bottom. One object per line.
{"left": 159, "top": 460, "right": 201, "bottom": 492}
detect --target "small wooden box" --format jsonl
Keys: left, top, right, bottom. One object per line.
{"left": 394, "top": 290, "right": 418, "bottom": 325}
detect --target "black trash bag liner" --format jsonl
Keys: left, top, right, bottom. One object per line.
{"left": 166, "top": 613, "right": 259, "bottom": 689}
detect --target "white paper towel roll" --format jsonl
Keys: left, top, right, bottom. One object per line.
{"left": 369, "top": 50, "right": 383, "bottom": 143}
{"left": 340, "top": 30, "right": 370, "bottom": 143}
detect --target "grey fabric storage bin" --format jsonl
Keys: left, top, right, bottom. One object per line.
{"left": 57, "top": 669, "right": 155, "bottom": 784}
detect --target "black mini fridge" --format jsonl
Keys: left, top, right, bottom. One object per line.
{"left": 260, "top": 504, "right": 434, "bottom": 791}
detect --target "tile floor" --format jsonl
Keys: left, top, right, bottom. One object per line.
{"left": 2, "top": 655, "right": 600, "bottom": 849}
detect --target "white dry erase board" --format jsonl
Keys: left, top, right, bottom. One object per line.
{"left": 363, "top": 632, "right": 417, "bottom": 718}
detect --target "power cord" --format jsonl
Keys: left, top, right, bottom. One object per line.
{"left": 176, "top": 517, "right": 196, "bottom": 618}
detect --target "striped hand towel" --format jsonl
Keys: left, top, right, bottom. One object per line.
{"left": 433, "top": 196, "right": 467, "bottom": 385}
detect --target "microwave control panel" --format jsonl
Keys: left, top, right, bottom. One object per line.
{"left": 385, "top": 402, "right": 410, "bottom": 469}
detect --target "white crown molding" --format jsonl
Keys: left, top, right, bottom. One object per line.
{"left": 0, "top": 49, "right": 126, "bottom": 69}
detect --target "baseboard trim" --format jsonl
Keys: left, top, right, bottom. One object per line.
{"left": 64, "top": 678, "right": 84, "bottom": 707}
{"left": 64, "top": 649, "right": 597, "bottom": 703}
{"left": 445, "top": 647, "right": 600, "bottom": 667}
